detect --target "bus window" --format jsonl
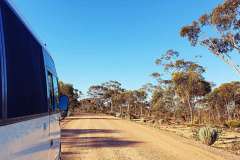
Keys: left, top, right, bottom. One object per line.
{"left": 1, "top": 1, "right": 48, "bottom": 118}
{"left": 47, "top": 72, "right": 59, "bottom": 113}
{"left": 53, "top": 76, "right": 59, "bottom": 111}
{"left": 48, "top": 72, "right": 54, "bottom": 112}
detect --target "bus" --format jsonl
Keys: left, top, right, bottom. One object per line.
{"left": 0, "top": 0, "right": 69, "bottom": 159}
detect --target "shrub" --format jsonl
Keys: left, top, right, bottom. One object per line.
{"left": 198, "top": 127, "right": 218, "bottom": 146}
{"left": 225, "top": 120, "right": 240, "bottom": 128}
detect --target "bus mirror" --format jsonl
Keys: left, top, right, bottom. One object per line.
{"left": 59, "top": 95, "right": 69, "bottom": 112}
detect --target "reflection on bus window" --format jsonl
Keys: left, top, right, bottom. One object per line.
{"left": 48, "top": 72, "right": 59, "bottom": 113}
{"left": 48, "top": 72, "right": 54, "bottom": 112}
{"left": 53, "top": 76, "right": 59, "bottom": 111}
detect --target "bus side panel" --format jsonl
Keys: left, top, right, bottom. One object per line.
{"left": 43, "top": 44, "right": 61, "bottom": 160}
{"left": 0, "top": 116, "right": 50, "bottom": 160}
{"left": 49, "top": 113, "right": 61, "bottom": 159}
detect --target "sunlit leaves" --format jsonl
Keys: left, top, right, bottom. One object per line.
{"left": 211, "top": 0, "right": 240, "bottom": 31}
{"left": 201, "top": 38, "right": 233, "bottom": 55}
{"left": 180, "top": 21, "right": 201, "bottom": 46}
{"left": 155, "top": 50, "right": 179, "bottom": 65}
{"left": 199, "top": 14, "right": 210, "bottom": 26}
{"left": 181, "top": 0, "right": 240, "bottom": 74}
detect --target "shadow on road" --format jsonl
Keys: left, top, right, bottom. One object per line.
{"left": 62, "top": 136, "right": 142, "bottom": 149}
{"left": 62, "top": 129, "right": 121, "bottom": 137}
{"left": 61, "top": 115, "right": 143, "bottom": 159}
{"left": 65, "top": 117, "right": 119, "bottom": 120}
{"left": 62, "top": 128, "right": 142, "bottom": 149}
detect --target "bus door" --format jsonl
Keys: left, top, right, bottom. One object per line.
{"left": 47, "top": 71, "right": 61, "bottom": 159}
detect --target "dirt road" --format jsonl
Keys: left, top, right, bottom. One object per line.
{"left": 61, "top": 113, "right": 239, "bottom": 160}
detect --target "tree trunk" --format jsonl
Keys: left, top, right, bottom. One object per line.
{"left": 208, "top": 110, "right": 211, "bottom": 124}
{"left": 187, "top": 98, "right": 193, "bottom": 124}
{"left": 198, "top": 110, "right": 201, "bottom": 125}
{"left": 110, "top": 102, "right": 113, "bottom": 113}
{"left": 215, "top": 106, "right": 222, "bottom": 124}
{"left": 119, "top": 105, "right": 122, "bottom": 117}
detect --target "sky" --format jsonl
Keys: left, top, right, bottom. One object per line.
{"left": 8, "top": 0, "right": 240, "bottom": 95}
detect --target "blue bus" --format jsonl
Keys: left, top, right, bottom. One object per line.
{"left": 0, "top": 0, "right": 68, "bottom": 159}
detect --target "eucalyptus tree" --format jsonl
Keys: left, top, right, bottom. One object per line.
{"left": 207, "top": 81, "right": 240, "bottom": 122}
{"left": 154, "top": 50, "right": 211, "bottom": 123}
{"left": 172, "top": 68, "right": 211, "bottom": 123}
{"left": 180, "top": 0, "right": 240, "bottom": 74}
{"left": 88, "top": 81, "right": 125, "bottom": 112}
{"left": 133, "top": 89, "right": 147, "bottom": 116}
{"left": 102, "top": 80, "right": 125, "bottom": 112}
{"left": 87, "top": 85, "right": 108, "bottom": 111}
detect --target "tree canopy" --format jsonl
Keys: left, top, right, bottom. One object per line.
{"left": 181, "top": 0, "right": 240, "bottom": 74}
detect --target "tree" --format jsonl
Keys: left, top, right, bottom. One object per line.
{"left": 172, "top": 70, "right": 211, "bottom": 123}
{"left": 87, "top": 81, "right": 125, "bottom": 112}
{"left": 87, "top": 85, "right": 108, "bottom": 99}
{"left": 102, "top": 80, "right": 125, "bottom": 112}
{"left": 141, "top": 83, "right": 157, "bottom": 115}
{"left": 180, "top": 0, "right": 240, "bottom": 74}
{"left": 122, "top": 91, "right": 135, "bottom": 116}
{"left": 111, "top": 91, "right": 126, "bottom": 116}
{"left": 87, "top": 85, "right": 108, "bottom": 111}
{"left": 207, "top": 81, "right": 240, "bottom": 123}
{"left": 111, "top": 90, "right": 147, "bottom": 118}
{"left": 153, "top": 51, "right": 211, "bottom": 123}
{"left": 151, "top": 88, "right": 165, "bottom": 116}
{"left": 59, "top": 81, "right": 81, "bottom": 112}
{"left": 133, "top": 89, "right": 147, "bottom": 116}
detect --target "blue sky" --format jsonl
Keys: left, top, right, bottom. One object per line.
{"left": 9, "top": 0, "right": 240, "bottom": 94}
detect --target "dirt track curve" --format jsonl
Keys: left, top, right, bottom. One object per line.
{"left": 61, "top": 113, "right": 239, "bottom": 160}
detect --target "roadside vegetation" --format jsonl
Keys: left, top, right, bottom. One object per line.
{"left": 60, "top": 0, "right": 240, "bottom": 155}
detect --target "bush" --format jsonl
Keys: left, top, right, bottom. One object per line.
{"left": 198, "top": 127, "right": 218, "bottom": 146}
{"left": 225, "top": 120, "right": 240, "bottom": 128}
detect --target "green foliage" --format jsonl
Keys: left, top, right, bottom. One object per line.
{"left": 225, "top": 120, "right": 240, "bottom": 128}
{"left": 198, "top": 127, "right": 218, "bottom": 146}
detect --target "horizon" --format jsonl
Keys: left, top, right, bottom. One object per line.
{"left": 9, "top": 0, "right": 240, "bottom": 95}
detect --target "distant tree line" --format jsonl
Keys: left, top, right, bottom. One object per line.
{"left": 82, "top": 80, "right": 148, "bottom": 119}
{"left": 77, "top": 50, "right": 240, "bottom": 125}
